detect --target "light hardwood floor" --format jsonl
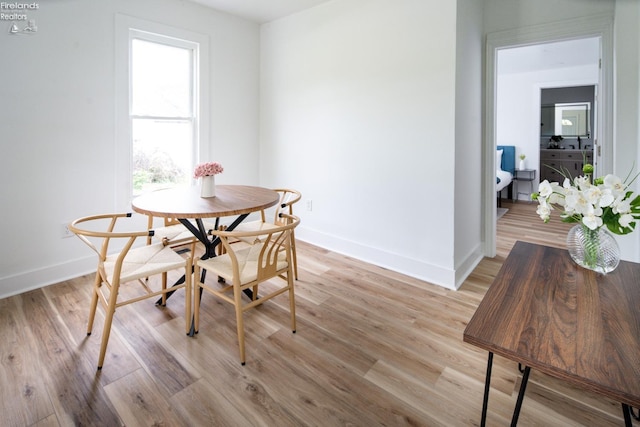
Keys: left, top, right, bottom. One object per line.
{"left": 1, "top": 201, "right": 633, "bottom": 426}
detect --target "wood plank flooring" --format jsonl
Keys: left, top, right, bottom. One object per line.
{"left": 0, "top": 201, "right": 634, "bottom": 426}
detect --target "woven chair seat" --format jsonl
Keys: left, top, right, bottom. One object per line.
{"left": 104, "top": 242, "right": 188, "bottom": 283}
{"left": 198, "top": 244, "right": 288, "bottom": 285}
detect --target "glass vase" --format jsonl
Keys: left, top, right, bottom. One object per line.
{"left": 566, "top": 224, "right": 620, "bottom": 274}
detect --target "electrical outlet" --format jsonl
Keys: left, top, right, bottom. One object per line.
{"left": 306, "top": 200, "right": 313, "bottom": 211}
{"left": 61, "top": 222, "right": 74, "bottom": 238}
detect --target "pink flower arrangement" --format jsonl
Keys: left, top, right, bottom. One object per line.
{"left": 194, "top": 162, "right": 224, "bottom": 178}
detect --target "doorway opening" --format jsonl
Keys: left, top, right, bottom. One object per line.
{"left": 483, "top": 15, "right": 614, "bottom": 257}
{"left": 497, "top": 38, "right": 600, "bottom": 204}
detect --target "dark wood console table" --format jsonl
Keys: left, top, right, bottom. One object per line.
{"left": 464, "top": 241, "right": 640, "bottom": 426}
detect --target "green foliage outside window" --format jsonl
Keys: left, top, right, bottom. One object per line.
{"left": 133, "top": 148, "right": 185, "bottom": 192}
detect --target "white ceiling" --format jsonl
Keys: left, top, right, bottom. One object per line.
{"left": 187, "top": 0, "right": 333, "bottom": 23}
{"left": 498, "top": 37, "right": 600, "bottom": 74}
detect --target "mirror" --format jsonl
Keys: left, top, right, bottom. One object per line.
{"left": 540, "top": 102, "right": 590, "bottom": 137}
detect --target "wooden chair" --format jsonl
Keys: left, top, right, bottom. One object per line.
{"left": 232, "top": 188, "right": 301, "bottom": 279}
{"left": 193, "top": 213, "right": 300, "bottom": 365}
{"left": 69, "top": 213, "right": 192, "bottom": 370}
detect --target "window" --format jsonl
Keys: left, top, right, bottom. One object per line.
{"left": 130, "top": 32, "right": 197, "bottom": 196}
{"left": 115, "top": 15, "right": 209, "bottom": 206}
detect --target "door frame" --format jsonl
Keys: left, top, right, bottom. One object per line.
{"left": 483, "top": 14, "right": 614, "bottom": 257}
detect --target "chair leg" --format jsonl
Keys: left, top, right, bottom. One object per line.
{"left": 288, "top": 269, "right": 297, "bottom": 333}
{"left": 97, "top": 282, "right": 121, "bottom": 370}
{"left": 160, "top": 272, "right": 167, "bottom": 306}
{"left": 193, "top": 263, "right": 201, "bottom": 334}
{"left": 291, "top": 233, "right": 299, "bottom": 280}
{"left": 184, "top": 257, "right": 192, "bottom": 335}
{"left": 86, "top": 273, "right": 102, "bottom": 335}
{"left": 233, "top": 285, "right": 246, "bottom": 365}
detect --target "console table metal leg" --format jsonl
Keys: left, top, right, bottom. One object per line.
{"left": 622, "top": 403, "right": 633, "bottom": 427}
{"left": 480, "top": 352, "right": 493, "bottom": 427}
{"left": 510, "top": 366, "right": 530, "bottom": 427}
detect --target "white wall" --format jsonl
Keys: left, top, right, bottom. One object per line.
{"left": 0, "top": 0, "right": 260, "bottom": 298}
{"left": 484, "top": 0, "right": 615, "bottom": 32}
{"left": 613, "top": 0, "right": 640, "bottom": 260}
{"left": 260, "top": 0, "right": 473, "bottom": 289}
{"left": 454, "top": 0, "right": 485, "bottom": 285}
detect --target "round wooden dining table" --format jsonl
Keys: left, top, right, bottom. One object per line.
{"left": 132, "top": 184, "right": 279, "bottom": 252}
{"left": 132, "top": 185, "right": 279, "bottom": 221}
{"left": 132, "top": 185, "right": 280, "bottom": 323}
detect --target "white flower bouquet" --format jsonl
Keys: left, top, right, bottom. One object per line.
{"left": 532, "top": 163, "right": 640, "bottom": 272}
{"left": 532, "top": 164, "right": 640, "bottom": 235}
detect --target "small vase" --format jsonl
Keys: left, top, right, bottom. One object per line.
{"left": 200, "top": 175, "right": 216, "bottom": 198}
{"left": 566, "top": 224, "right": 620, "bottom": 274}
{"left": 519, "top": 159, "right": 526, "bottom": 170}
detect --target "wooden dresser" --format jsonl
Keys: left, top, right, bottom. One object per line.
{"left": 539, "top": 149, "right": 593, "bottom": 183}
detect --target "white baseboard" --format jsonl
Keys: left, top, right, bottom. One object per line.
{"left": 0, "top": 228, "right": 484, "bottom": 299}
{"left": 296, "top": 226, "right": 462, "bottom": 290}
{"left": 0, "top": 256, "right": 96, "bottom": 300}
{"left": 454, "top": 245, "right": 484, "bottom": 290}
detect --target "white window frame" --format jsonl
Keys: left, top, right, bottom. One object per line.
{"left": 115, "top": 15, "right": 209, "bottom": 210}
